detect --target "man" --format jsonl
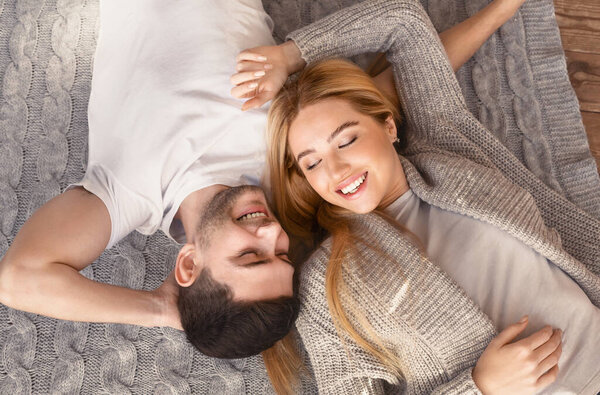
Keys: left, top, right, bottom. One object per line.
{"left": 0, "top": 0, "right": 300, "bottom": 359}
{"left": 0, "top": 0, "right": 520, "bottom": 360}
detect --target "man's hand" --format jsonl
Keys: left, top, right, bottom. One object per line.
{"left": 230, "top": 40, "right": 306, "bottom": 111}
{"left": 472, "top": 316, "right": 563, "bottom": 395}
{"left": 152, "top": 270, "right": 183, "bottom": 330}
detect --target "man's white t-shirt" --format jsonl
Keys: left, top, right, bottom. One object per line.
{"left": 71, "top": 0, "right": 276, "bottom": 248}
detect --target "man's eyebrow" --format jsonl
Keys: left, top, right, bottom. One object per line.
{"left": 296, "top": 121, "right": 359, "bottom": 162}
{"left": 228, "top": 249, "right": 257, "bottom": 263}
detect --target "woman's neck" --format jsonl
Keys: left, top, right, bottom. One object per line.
{"left": 378, "top": 156, "right": 410, "bottom": 209}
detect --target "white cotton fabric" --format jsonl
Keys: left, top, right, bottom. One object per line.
{"left": 70, "top": 0, "right": 275, "bottom": 248}
{"left": 386, "top": 189, "right": 600, "bottom": 394}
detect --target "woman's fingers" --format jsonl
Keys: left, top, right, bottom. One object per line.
{"left": 241, "top": 91, "right": 273, "bottom": 111}
{"left": 517, "top": 325, "right": 554, "bottom": 350}
{"left": 230, "top": 70, "right": 266, "bottom": 86}
{"left": 236, "top": 60, "right": 273, "bottom": 72}
{"left": 236, "top": 51, "right": 268, "bottom": 63}
{"left": 533, "top": 328, "right": 562, "bottom": 361}
{"left": 490, "top": 316, "right": 529, "bottom": 347}
{"left": 535, "top": 364, "right": 560, "bottom": 392}
{"left": 230, "top": 81, "right": 259, "bottom": 99}
{"left": 536, "top": 339, "right": 562, "bottom": 375}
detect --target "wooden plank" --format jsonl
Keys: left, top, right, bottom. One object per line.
{"left": 554, "top": 0, "right": 600, "bottom": 18}
{"left": 582, "top": 111, "right": 600, "bottom": 171}
{"left": 564, "top": 50, "right": 600, "bottom": 113}
{"left": 554, "top": 0, "right": 600, "bottom": 54}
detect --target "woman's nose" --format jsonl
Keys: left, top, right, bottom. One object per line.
{"left": 326, "top": 155, "right": 351, "bottom": 181}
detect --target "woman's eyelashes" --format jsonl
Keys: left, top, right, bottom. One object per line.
{"left": 338, "top": 136, "right": 357, "bottom": 148}
{"left": 306, "top": 159, "right": 321, "bottom": 171}
{"left": 304, "top": 135, "right": 358, "bottom": 171}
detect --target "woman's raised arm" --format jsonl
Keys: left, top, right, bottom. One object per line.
{"left": 230, "top": 0, "right": 526, "bottom": 111}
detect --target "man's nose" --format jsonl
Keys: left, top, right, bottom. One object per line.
{"left": 256, "top": 220, "right": 289, "bottom": 248}
{"left": 255, "top": 220, "right": 282, "bottom": 240}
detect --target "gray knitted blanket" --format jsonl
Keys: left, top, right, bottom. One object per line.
{"left": 0, "top": 0, "right": 597, "bottom": 393}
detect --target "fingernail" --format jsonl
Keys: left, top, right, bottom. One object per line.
{"left": 264, "top": 63, "right": 273, "bottom": 70}
{"left": 257, "top": 56, "right": 267, "bottom": 61}
{"left": 519, "top": 315, "right": 528, "bottom": 323}
{"left": 248, "top": 82, "right": 258, "bottom": 88}
{"left": 254, "top": 70, "right": 265, "bottom": 77}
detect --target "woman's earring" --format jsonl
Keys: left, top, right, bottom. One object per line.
{"left": 393, "top": 137, "right": 400, "bottom": 144}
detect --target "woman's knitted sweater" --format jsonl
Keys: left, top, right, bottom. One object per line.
{"left": 287, "top": 0, "right": 600, "bottom": 393}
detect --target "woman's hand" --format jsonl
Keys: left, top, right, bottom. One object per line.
{"left": 152, "top": 270, "right": 183, "bottom": 330}
{"left": 472, "top": 316, "right": 562, "bottom": 395}
{"left": 230, "top": 40, "right": 306, "bottom": 111}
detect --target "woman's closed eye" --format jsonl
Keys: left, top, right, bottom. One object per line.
{"left": 338, "top": 136, "right": 357, "bottom": 148}
{"left": 306, "top": 159, "right": 321, "bottom": 171}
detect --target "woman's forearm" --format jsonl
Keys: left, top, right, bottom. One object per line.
{"left": 439, "top": 0, "right": 524, "bottom": 72}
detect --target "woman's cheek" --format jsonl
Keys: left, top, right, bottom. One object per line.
{"left": 308, "top": 172, "right": 328, "bottom": 198}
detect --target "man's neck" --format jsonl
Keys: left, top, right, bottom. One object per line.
{"left": 175, "top": 184, "right": 228, "bottom": 242}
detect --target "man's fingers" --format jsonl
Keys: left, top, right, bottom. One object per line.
{"left": 230, "top": 70, "right": 266, "bottom": 86}
{"left": 535, "top": 364, "right": 559, "bottom": 392}
{"left": 230, "top": 81, "right": 259, "bottom": 99}
{"left": 236, "top": 50, "right": 268, "bottom": 63}
{"left": 518, "top": 325, "right": 555, "bottom": 350}
{"left": 491, "top": 316, "right": 529, "bottom": 347}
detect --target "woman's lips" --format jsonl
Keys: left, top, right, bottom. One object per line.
{"left": 336, "top": 171, "right": 367, "bottom": 191}
{"left": 336, "top": 172, "right": 368, "bottom": 200}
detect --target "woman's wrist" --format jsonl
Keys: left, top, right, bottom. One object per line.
{"left": 281, "top": 40, "right": 306, "bottom": 75}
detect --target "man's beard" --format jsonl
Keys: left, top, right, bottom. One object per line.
{"left": 196, "top": 185, "right": 264, "bottom": 248}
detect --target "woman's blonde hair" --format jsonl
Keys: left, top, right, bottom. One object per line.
{"left": 263, "top": 58, "right": 407, "bottom": 394}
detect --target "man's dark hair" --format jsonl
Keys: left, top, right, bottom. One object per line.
{"left": 178, "top": 267, "right": 300, "bottom": 359}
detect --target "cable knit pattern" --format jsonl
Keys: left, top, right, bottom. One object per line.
{"left": 520, "top": 0, "right": 600, "bottom": 215}
{"left": 0, "top": 0, "right": 598, "bottom": 393}
{"left": 42, "top": 4, "right": 89, "bottom": 391}
{"left": 465, "top": 1, "right": 507, "bottom": 149}
{"left": 99, "top": 234, "right": 146, "bottom": 393}
{"left": 0, "top": 0, "right": 43, "bottom": 392}
{"left": 500, "top": 7, "right": 562, "bottom": 192}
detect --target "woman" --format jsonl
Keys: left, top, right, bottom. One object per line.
{"left": 232, "top": 0, "right": 600, "bottom": 394}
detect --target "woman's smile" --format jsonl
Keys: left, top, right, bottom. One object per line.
{"left": 288, "top": 97, "right": 408, "bottom": 213}
{"left": 336, "top": 172, "right": 368, "bottom": 199}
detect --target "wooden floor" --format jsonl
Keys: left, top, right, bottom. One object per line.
{"left": 554, "top": 0, "right": 600, "bottom": 170}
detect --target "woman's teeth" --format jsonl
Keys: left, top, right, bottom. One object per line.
{"left": 238, "top": 212, "right": 267, "bottom": 221}
{"left": 340, "top": 174, "right": 366, "bottom": 195}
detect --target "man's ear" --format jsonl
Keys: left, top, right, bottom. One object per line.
{"left": 175, "top": 243, "right": 199, "bottom": 287}
{"left": 384, "top": 114, "right": 398, "bottom": 142}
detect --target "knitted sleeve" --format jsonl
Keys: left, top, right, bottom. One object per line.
{"left": 296, "top": 246, "right": 402, "bottom": 395}
{"left": 430, "top": 369, "right": 483, "bottom": 395}
{"left": 296, "top": 242, "right": 483, "bottom": 394}
{"left": 286, "top": 0, "right": 463, "bottom": 137}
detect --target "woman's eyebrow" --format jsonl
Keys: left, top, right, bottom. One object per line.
{"left": 327, "top": 121, "right": 359, "bottom": 143}
{"left": 296, "top": 120, "right": 359, "bottom": 162}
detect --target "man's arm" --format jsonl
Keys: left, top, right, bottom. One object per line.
{"left": 0, "top": 187, "right": 177, "bottom": 328}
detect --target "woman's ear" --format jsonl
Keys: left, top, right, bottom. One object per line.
{"left": 384, "top": 114, "right": 398, "bottom": 142}
{"left": 175, "top": 243, "right": 199, "bottom": 287}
